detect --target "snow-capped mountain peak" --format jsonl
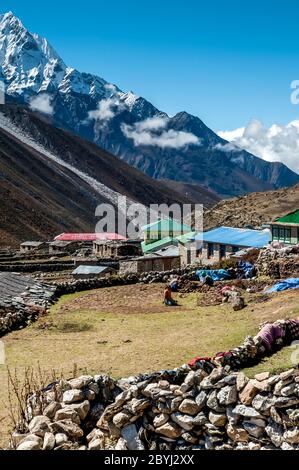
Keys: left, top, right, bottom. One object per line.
{"left": 0, "top": 11, "right": 67, "bottom": 96}
{"left": 0, "top": 11, "right": 142, "bottom": 107}
{"left": 0, "top": 11, "right": 298, "bottom": 197}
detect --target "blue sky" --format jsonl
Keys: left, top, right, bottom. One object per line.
{"left": 1, "top": 0, "right": 299, "bottom": 131}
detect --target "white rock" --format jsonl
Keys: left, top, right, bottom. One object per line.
{"left": 55, "top": 408, "right": 80, "bottom": 424}
{"left": 171, "top": 412, "right": 194, "bottom": 431}
{"left": 68, "top": 375, "right": 93, "bottom": 389}
{"left": 115, "top": 437, "right": 128, "bottom": 450}
{"left": 28, "top": 415, "right": 51, "bottom": 437}
{"left": 62, "top": 400, "right": 90, "bottom": 420}
{"left": 153, "top": 413, "right": 169, "bottom": 428}
{"left": 62, "top": 389, "right": 84, "bottom": 404}
{"left": 88, "top": 438, "right": 105, "bottom": 450}
{"left": 55, "top": 433, "right": 68, "bottom": 446}
{"left": 17, "top": 439, "right": 42, "bottom": 450}
{"left": 43, "top": 432, "right": 55, "bottom": 450}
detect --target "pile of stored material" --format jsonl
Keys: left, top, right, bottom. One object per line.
{"left": 0, "top": 273, "right": 57, "bottom": 336}
{"left": 257, "top": 246, "right": 299, "bottom": 279}
{"left": 12, "top": 364, "right": 299, "bottom": 451}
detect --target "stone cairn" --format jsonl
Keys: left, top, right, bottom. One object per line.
{"left": 12, "top": 361, "right": 299, "bottom": 451}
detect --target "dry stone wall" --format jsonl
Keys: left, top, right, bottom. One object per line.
{"left": 12, "top": 363, "right": 299, "bottom": 451}
{"left": 257, "top": 246, "right": 299, "bottom": 279}
{"left": 0, "top": 273, "right": 57, "bottom": 337}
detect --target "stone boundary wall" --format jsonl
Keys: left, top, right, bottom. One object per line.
{"left": 0, "top": 304, "right": 46, "bottom": 336}
{"left": 53, "top": 267, "right": 196, "bottom": 296}
{"left": 12, "top": 362, "right": 299, "bottom": 451}
{"left": 0, "top": 263, "right": 74, "bottom": 273}
{"left": 0, "top": 268, "right": 196, "bottom": 337}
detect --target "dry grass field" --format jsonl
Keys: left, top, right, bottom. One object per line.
{"left": 0, "top": 283, "right": 298, "bottom": 447}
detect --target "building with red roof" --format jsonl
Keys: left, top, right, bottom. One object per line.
{"left": 54, "top": 233, "right": 127, "bottom": 242}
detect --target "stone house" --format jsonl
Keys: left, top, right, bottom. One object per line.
{"left": 179, "top": 240, "right": 202, "bottom": 267}
{"left": 188, "top": 227, "right": 270, "bottom": 265}
{"left": 119, "top": 255, "right": 180, "bottom": 275}
{"left": 270, "top": 210, "right": 299, "bottom": 245}
{"left": 49, "top": 240, "right": 80, "bottom": 255}
{"left": 20, "top": 241, "right": 48, "bottom": 253}
{"left": 142, "top": 219, "right": 192, "bottom": 245}
{"left": 93, "top": 239, "right": 142, "bottom": 259}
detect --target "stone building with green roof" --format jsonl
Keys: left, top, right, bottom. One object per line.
{"left": 142, "top": 219, "right": 192, "bottom": 245}
{"left": 270, "top": 210, "right": 299, "bottom": 244}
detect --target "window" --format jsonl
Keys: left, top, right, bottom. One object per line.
{"left": 207, "top": 243, "right": 214, "bottom": 258}
{"left": 272, "top": 226, "right": 279, "bottom": 240}
{"left": 272, "top": 225, "right": 291, "bottom": 243}
{"left": 285, "top": 228, "right": 291, "bottom": 243}
{"left": 220, "top": 244, "right": 226, "bottom": 258}
{"left": 232, "top": 245, "right": 239, "bottom": 254}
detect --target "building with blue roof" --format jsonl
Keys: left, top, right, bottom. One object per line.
{"left": 189, "top": 226, "right": 270, "bottom": 264}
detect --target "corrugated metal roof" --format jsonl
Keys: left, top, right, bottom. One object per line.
{"left": 20, "top": 241, "right": 45, "bottom": 246}
{"left": 121, "top": 253, "right": 179, "bottom": 262}
{"left": 193, "top": 226, "right": 270, "bottom": 248}
{"left": 72, "top": 265, "right": 111, "bottom": 275}
{"left": 55, "top": 233, "right": 127, "bottom": 241}
{"left": 176, "top": 231, "right": 197, "bottom": 244}
{"left": 154, "top": 246, "right": 180, "bottom": 257}
{"left": 275, "top": 209, "right": 299, "bottom": 225}
{"left": 142, "top": 237, "right": 176, "bottom": 253}
{"left": 142, "top": 219, "right": 191, "bottom": 232}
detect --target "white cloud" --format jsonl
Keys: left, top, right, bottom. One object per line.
{"left": 217, "top": 119, "right": 299, "bottom": 173}
{"left": 88, "top": 95, "right": 125, "bottom": 123}
{"left": 121, "top": 116, "right": 200, "bottom": 149}
{"left": 104, "top": 83, "right": 117, "bottom": 93}
{"left": 30, "top": 94, "right": 53, "bottom": 115}
{"left": 218, "top": 127, "right": 244, "bottom": 142}
{"left": 213, "top": 142, "right": 240, "bottom": 152}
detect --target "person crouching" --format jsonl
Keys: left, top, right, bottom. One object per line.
{"left": 164, "top": 285, "right": 178, "bottom": 306}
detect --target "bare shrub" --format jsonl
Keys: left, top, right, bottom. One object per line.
{"left": 5, "top": 362, "right": 78, "bottom": 446}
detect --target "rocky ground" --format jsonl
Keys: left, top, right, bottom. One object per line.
{"left": 204, "top": 183, "right": 299, "bottom": 230}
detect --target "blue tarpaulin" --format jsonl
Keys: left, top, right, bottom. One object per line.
{"left": 266, "top": 278, "right": 299, "bottom": 293}
{"left": 196, "top": 269, "right": 231, "bottom": 281}
{"left": 237, "top": 261, "right": 255, "bottom": 279}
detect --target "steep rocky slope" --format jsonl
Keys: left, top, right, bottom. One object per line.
{"left": 161, "top": 179, "right": 220, "bottom": 208}
{"left": 0, "top": 105, "right": 192, "bottom": 247}
{"left": 204, "top": 184, "right": 299, "bottom": 230}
